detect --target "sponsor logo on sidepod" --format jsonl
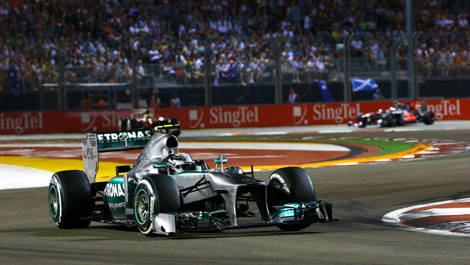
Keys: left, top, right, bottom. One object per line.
{"left": 104, "top": 182, "right": 126, "bottom": 209}
{"left": 104, "top": 183, "right": 125, "bottom": 198}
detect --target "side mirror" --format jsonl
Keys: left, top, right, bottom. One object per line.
{"left": 214, "top": 157, "right": 228, "bottom": 164}
{"left": 214, "top": 155, "right": 228, "bottom": 171}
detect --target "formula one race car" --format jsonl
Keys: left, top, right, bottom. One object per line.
{"left": 119, "top": 109, "right": 180, "bottom": 136}
{"left": 348, "top": 102, "right": 435, "bottom": 128}
{"left": 48, "top": 130, "right": 332, "bottom": 236}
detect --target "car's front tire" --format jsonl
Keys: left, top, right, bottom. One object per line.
{"left": 134, "top": 177, "right": 160, "bottom": 236}
{"left": 48, "top": 170, "right": 91, "bottom": 228}
{"left": 395, "top": 114, "right": 406, "bottom": 126}
{"left": 422, "top": 111, "right": 434, "bottom": 125}
{"left": 267, "top": 167, "right": 317, "bottom": 231}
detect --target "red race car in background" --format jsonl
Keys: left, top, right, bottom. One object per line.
{"left": 348, "top": 101, "right": 435, "bottom": 128}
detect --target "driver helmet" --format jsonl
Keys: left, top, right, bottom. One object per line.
{"left": 169, "top": 153, "right": 196, "bottom": 174}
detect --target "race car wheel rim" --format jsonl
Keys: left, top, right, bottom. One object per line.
{"left": 49, "top": 185, "right": 59, "bottom": 218}
{"left": 135, "top": 189, "right": 150, "bottom": 225}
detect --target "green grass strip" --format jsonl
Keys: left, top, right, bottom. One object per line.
{"left": 183, "top": 136, "right": 416, "bottom": 157}
{"left": 312, "top": 139, "right": 416, "bottom": 156}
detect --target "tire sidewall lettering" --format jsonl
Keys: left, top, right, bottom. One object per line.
{"left": 269, "top": 173, "right": 290, "bottom": 194}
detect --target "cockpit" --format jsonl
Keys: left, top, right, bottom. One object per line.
{"left": 168, "top": 153, "right": 197, "bottom": 174}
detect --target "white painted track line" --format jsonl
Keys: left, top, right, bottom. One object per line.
{"left": 180, "top": 142, "right": 349, "bottom": 151}
{"left": 382, "top": 198, "right": 470, "bottom": 238}
{"left": 0, "top": 164, "right": 52, "bottom": 190}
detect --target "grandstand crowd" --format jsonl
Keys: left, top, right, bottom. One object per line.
{"left": 0, "top": 0, "right": 468, "bottom": 96}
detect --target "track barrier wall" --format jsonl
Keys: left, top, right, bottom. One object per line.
{"left": 0, "top": 98, "right": 467, "bottom": 134}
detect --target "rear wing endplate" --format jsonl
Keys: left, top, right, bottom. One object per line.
{"left": 82, "top": 129, "right": 153, "bottom": 183}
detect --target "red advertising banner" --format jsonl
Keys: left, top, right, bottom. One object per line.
{"left": 0, "top": 98, "right": 468, "bottom": 134}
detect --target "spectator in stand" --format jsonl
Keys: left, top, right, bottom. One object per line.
{"left": 247, "top": 57, "right": 266, "bottom": 85}
{"left": 0, "top": 0, "right": 467, "bottom": 98}
{"left": 238, "top": 57, "right": 248, "bottom": 86}
{"left": 7, "top": 62, "right": 21, "bottom": 96}
{"left": 291, "top": 55, "right": 302, "bottom": 83}
{"left": 373, "top": 89, "right": 384, "bottom": 100}
{"left": 318, "top": 80, "right": 332, "bottom": 102}
{"left": 149, "top": 43, "right": 162, "bottom": 76}
{"left": 170, "top": 93, "right": 181, "bottom": 108}
{"left": 150, "top": 88, "right": 162, "bottom": 109}
{"left": 287, "top": 87, "right": 299, "bottom": 104}
{"left": 96, "top": 98, "right": 107, "bottom": 108}
{"left": 81, "top": 97, "right": 90, "bottom": 110}
{"left": 350, "top": 38, "right": 364, "bottom": 57}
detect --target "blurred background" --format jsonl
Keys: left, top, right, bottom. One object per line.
{"left": 0, "top": 0, "right": 468, "bottom": 111}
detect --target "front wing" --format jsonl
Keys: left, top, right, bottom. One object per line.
{"left": 152, "top": 200, "right": 333, "bottom": 236}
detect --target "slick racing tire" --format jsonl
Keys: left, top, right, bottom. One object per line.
{"left": 48, "top": 170, "right": 92, "bottom": 228}
{"left": 356, "top": 114, "right": 367, "bottom": 128}
{"left": 359, "top": 117, "right": 368, "bottom": 128}
{"left": 379, "top": 113, "right": 393, "bottom": 127}
{"left": 267, "top": 167, "right": 316, "bottom": 231}
{"left": 422, "top": 111, "right": 435, "bottom": 125}
{"left": 134, "top": 177, "right": 160, "bottom": 236}
{"left": 395, "top": 114, "right": 406, "bottom": 126}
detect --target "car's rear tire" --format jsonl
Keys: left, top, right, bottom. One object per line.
{"left": 395, "top": 114, "right": 406, "bottom": 126}
{"left": 422, "top": 111, "right": 434, "bottom": 125}
{"left": 48, "top": 170, "right": 91, "bottom": 228}
{"left": 379, "top": 113, "right": 393, "bottom": 127}
{"left": 134, "top": 177, "right": 160, "bottom": 236}
{"left": 267, "top": 167, "right": 316, "bottom": 231}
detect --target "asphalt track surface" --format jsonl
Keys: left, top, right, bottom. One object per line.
{"left": 1, "top": 127, "right": 470, "bottom": 264}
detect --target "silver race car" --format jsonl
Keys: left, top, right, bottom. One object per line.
{"left": 48, "top": 130, "right": 332, "bottom": 236}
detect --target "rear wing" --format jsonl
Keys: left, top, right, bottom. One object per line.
{"left": 82, "top": 129, "right": 153, "bottom": 183}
